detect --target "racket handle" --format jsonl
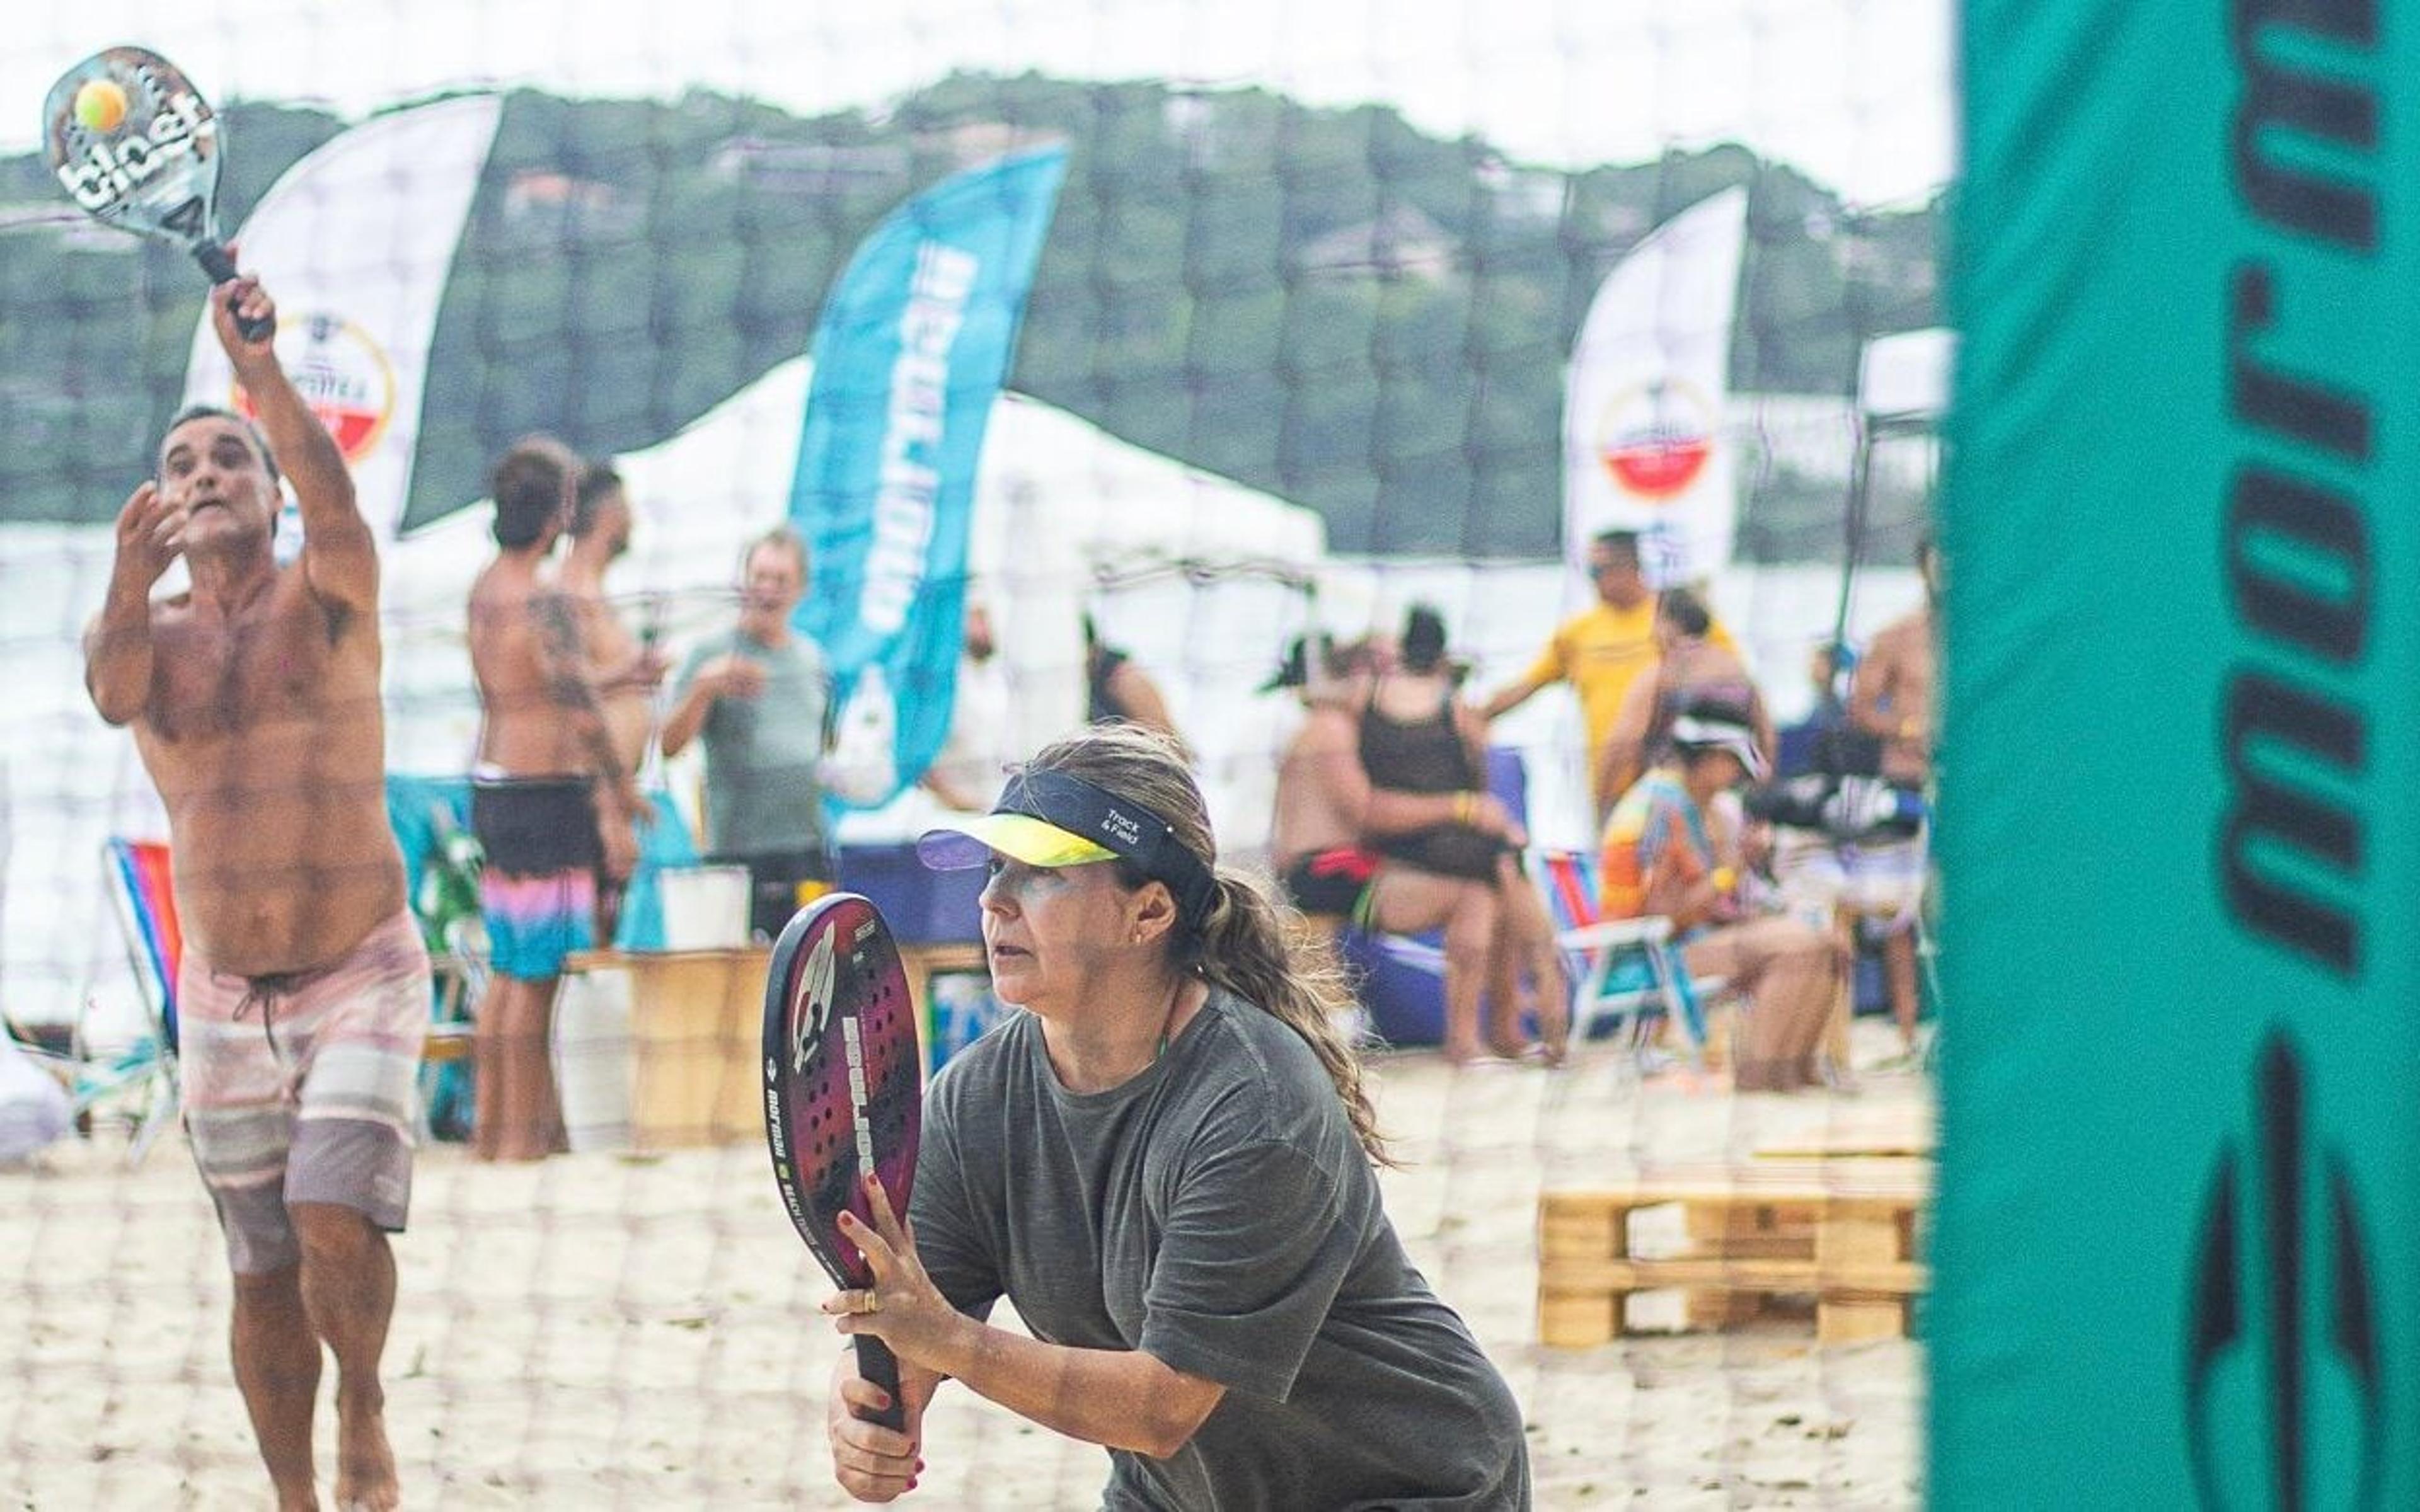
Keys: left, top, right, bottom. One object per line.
{"left": 853, "top": 1336, "right": 907, "bottom": 1433}
{"left": 191, "top": 244, "right": 277, "bottom": 342}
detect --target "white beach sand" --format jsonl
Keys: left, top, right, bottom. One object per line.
{"left": 3, "top": 1026, "right": 1927, "bottom": 1509}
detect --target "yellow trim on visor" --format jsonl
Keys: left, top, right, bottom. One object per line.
{"left": 917, "top": 811, "right": 1117, "bottom": 871}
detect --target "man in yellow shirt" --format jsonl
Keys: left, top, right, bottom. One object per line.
{"left": 1485, "top": 529, "right": 1742, "bottom": 816}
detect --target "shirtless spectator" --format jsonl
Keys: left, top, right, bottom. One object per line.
{"left": 466, "top": 438, "right": 640, "bottom": 1162}
{"left": 1852, "top": 537, "right": 1939, "bottom": 791}
{"left": 1835, "top": 535, "right": 1940, "bottom": 1055}
{"left": 1266, "top": 636, "right": 1386, "bottom": 920}
{"left": 559, "top": 461, "right": 667, "bottom": 941}
{"left": 84, "top": 275, "right": 423, "bottom": 1509}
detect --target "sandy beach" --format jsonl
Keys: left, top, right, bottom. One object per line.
{"left": 3, "top": 1024, "right": 1925, "bottom": 1509}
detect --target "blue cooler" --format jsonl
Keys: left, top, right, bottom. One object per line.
{"left": 838, "top": 842, "right": 986, "bottom": 944}
{"left": 1339, "top": 927, "right": 1447, "bottom": 1047}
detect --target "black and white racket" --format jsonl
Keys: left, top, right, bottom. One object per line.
{"left": 762, "top": 892, "right": 924, "bottom": 1430}
{"left": 43, "top": 46, "right": 272, "bottom": 340}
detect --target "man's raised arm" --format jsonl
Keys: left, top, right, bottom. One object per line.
{"left": 211, "top": 277, "right": 377, "bottom": 616}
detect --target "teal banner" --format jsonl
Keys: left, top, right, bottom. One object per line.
{"left": 1937, "top": 3, "right": 2416, "bottom": 1506}
{"left": 788, "top": 147, "right": 1068, "bottom": 806}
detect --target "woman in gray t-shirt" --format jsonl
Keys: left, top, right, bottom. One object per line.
{"left": 819, "top": 723, "right": 1530, "bottom": 1510}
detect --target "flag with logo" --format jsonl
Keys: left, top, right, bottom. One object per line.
{"left": 1561, "top": 186, "right": 1747, "bottom": 587}
{"left": 788, "top": 147, "right": 1068, "bottom": 808}
{"left": 1936, "top": 3, "right": 2417, "bottom": 1506}
{"left": 181, "top": 95, "right": 502, "bottom": 544}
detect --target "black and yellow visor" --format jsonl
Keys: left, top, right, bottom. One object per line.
{"left": 917, "top": 769, "right": 1217, "bottom": 925}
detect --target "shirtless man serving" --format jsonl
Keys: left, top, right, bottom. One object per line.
{"left": 85, "top": 275, "right": 425, "bottom": 1511}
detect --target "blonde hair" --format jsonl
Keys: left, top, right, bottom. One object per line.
{"left": 1020, "top": 721, "right": 1392, "bottom": 1166}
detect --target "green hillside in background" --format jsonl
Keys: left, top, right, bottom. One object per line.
{"left": 0, "top": 72, "right": 1941, "bottom": 559}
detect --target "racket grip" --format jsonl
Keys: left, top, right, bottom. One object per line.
{"left": 853, "top": 1336, "right": 908, "bottom": 1432}
{"left": 192, "top": 244, "right": 277, "bottom": 341}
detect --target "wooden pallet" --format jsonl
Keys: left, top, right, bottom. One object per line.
{"left": 1538, "top": 1160, "right": 1932, "bottom": 1346}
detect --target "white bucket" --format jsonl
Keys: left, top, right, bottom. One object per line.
{"left": 552, "top": 967, "right": 632, "bottom": 1154}
{"left": 659, "top": 866, "right": 752, "bottom": 951}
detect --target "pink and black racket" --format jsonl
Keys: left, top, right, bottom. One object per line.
{"left": 42, "top": 46, "right": 272, "bottom": 340}
{"left": 761, "top": 891, "right": 923, "bottom": 1430}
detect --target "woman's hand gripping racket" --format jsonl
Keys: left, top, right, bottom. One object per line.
{"left": 42, "top": 46, "right": 273, "bottom": 341}
{"left": 762, "top": 893, "right": 924, "bottom": 1431}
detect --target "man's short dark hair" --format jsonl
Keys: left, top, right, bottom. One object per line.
{"left": 571, "top": 461, "right": 623, "bottom": 539}
{"left": 490, "top": 438, "right": 572, "bottom": 549}
{"left": 1591, "top": 529, "right": 1642, "bottom": 565}
{"left": 161, "top": 404, "right": 281, "bottom": 488}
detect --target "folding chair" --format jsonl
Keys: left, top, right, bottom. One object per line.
{"left": 413, "top": 917, "right": 483, "bottom": 1142}
{"left": 385, "top": 776, "right": 494, "bottom": 1139}
{"left": 84, "top": 837, "right": 183, "bottom": 1162}
{"left": 1531, "top": 849, "right": 1708, "bottom": 1072}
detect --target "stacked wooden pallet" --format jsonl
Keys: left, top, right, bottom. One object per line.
{"left": 1537, "top": 1156, "right": 1932, "bottom": 1345}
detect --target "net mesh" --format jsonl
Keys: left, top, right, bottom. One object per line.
{"left": 4, "top": 5, "right": 1945, "bottom": 1506}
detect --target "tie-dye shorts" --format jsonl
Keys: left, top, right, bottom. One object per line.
{"left": 472, "top": 776, "right": 601, "bottom": 980}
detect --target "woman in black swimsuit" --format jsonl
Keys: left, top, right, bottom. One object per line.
{"left": 1358, "top": 606, "right": 1569, "bottom": 1064}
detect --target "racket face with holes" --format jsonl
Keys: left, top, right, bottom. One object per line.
{"left": 762, "top": 891, "right": 923, "bottom": 1294}
{"left": 43, "top": 47, "right": 229, "bottom": 254}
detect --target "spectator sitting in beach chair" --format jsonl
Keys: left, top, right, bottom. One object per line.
{"left": 1601, "top": 704, "right": 1835, "bottom": 1092}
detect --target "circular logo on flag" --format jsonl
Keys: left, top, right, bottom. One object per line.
{"left": 233, "top": 312, "right": 396, "bottom": 464}
{"left": 1594, "top": 379, "right": 1716, "bottom": 502}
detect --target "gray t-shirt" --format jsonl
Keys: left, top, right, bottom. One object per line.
{"left": 674, "top": 629, "right": 829, "bottom": 856}
{"left": 911, "top": 987, "right": 1530, "bottom": 1511}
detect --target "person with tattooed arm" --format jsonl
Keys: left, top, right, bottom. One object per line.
{"left": 464, "top": 437, "right": 640, "bottom": 1161}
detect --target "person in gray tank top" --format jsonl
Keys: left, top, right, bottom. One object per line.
{"left": 818, "top": 722, "right": 1530, "bottom": 1509}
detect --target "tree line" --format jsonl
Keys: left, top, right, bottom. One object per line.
{"left": 0, "top": 73, "right": 1940, "bottom": 559}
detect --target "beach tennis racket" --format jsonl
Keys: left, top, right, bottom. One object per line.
{"left": 43, "top": 46, "right": 273, "bottom": 340}
{"left": 762, "top": 891, "right": 923, "bottom": 1431}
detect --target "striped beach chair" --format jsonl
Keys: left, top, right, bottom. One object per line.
{"left": 1531, "top": 848, "right": 1707, "bottom": 1068}
{"left": 88, "top": 837, "right": 184, "bottom": 1162}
